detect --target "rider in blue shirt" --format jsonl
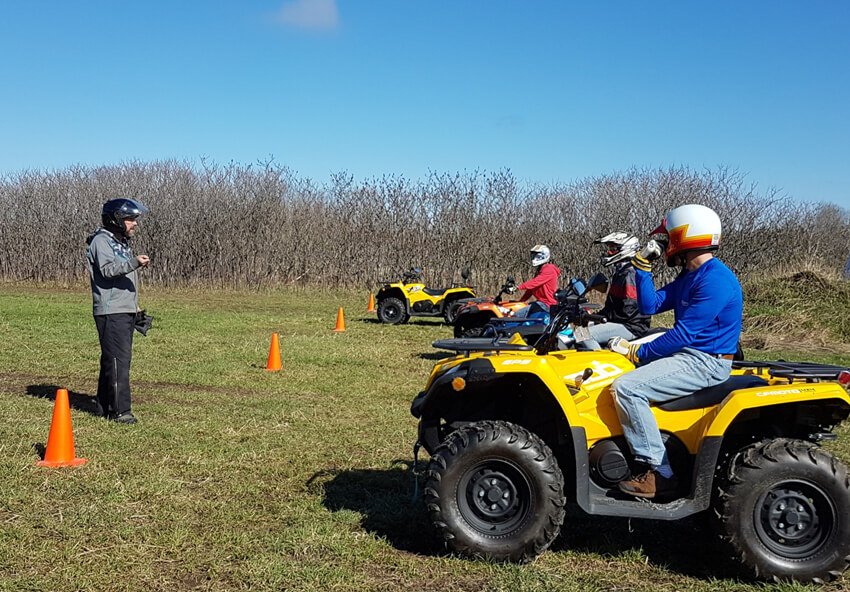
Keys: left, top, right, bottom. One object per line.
{"left": 608, "top": 204, "right": 743, "bottom": 499}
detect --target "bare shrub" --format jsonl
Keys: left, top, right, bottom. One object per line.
{"left": 0, "top": 161, "right": 846, "bottom": 292}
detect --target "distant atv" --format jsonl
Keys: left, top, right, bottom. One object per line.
{"left": 376, "top": 268, "right": 475, "bottom": 325}
{"left": 453, "top": 277, "right": 529, "bottom": 337}
{"left": 412, "top": 302, "right": 850, "bottom": 583}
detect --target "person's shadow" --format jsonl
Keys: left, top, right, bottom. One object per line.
{"left": 26, "top": 384, "right": 101, "bottom": 416}
{"left": 309, "top": 462, "right": 749, "bottom": 580}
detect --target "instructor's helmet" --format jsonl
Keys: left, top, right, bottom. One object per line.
{"left": 530, "top": 244, "right": 551, "bottom": 267}
{"left": 651, "top": 204, "right": 721, "bottom": 265}
{"left": 593, "top": 232, "right": 640, "bottom": 267}
{"left": 102, "top": 198, "right": 149, "bottom": 237}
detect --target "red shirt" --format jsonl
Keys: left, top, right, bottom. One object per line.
{"left": 518, "top": 263, "right": 560, "bottom": 306}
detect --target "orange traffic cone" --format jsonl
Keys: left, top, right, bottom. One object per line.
{"left": 333, "top": 307, "right": 346, "bottom": 332}
{"left": 266, "top": 333, "right": 282, "bottom": 371}
{"left": 367, "top": 292, "right": 376, "bottom": 313}
{"left": 37, "top": 389, "right": 87, "bottom": 467}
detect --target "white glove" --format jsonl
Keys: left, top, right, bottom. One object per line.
{"left": 632, "top": 239, "right": 663, "bottom": 272}
{"left": 608, "top": 336, "right": 640, "bottom": 363}
{"left": 639, "top": 239, "right": 663, "bottom": 260}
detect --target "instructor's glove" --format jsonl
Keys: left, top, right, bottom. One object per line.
{"left": 134, "top": 310, "right": 154, "bottom": 336}
{"left": 632, "top": 239, "right": 663, "bottom": 272}
{"left": 608, "top": 336, "right": 640, "bottom": 364}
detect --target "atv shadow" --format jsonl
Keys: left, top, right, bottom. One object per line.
{"left": 552, "top": 507, "right": 746, "bottom": 581}
{"left": 26, "top": 384, "right": 101, "bottom": 416}
{"left": 358, "top": 319, "right": 449, "bottom": 328}
{"left": 307, "top": 461, "right": 442, "bottom": 556}
{"left": 310, "top": 463, "right": 748, "bottom": 580}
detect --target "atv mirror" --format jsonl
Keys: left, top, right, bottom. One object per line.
{"left": 586, "top": 272, "right": 608, "bottom": 293}
{"left": 461, "top": 268, "right": 471, "bottom": 280}
{"left": 506, "top": 275, "right": 515, "bottom": 284}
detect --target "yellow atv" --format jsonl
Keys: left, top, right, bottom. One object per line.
{"left": 410, "top": 302, "right": 850, "bottom": 583}
{"left": 376, "top": 268, "right": 475, "bottom": 325}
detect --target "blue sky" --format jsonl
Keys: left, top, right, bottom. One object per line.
{"left": 1, "top": 1, "right": 848, "bottom": 208}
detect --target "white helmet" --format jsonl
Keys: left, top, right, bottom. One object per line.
{"left": 530, "top": 244, "right": 551, "bottom": 267}
{"left": 594, "top": 232, "right": 640, "bottom": 267}
{"left": 651, "top": 204, "right": 721, "bottom": 260}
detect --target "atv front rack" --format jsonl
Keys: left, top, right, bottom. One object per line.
{"left": 734, "top": 360, "right": 850, "bottom": 382}
{"left": 432, "top": 337, "right": 535, "bottom": 354}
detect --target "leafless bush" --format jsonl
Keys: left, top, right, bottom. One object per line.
{"left": 0, "top": 161, "right": 847, "bottom": 292}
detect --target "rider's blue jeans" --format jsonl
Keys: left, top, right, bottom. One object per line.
{"left": 511, "top": 301, "right": 549, "bottom": 319}
{"left": 611, "top": 348, "right": 732, "bottom": 468}
{"left": 577, "top": 322, "right": 636, "bottom": 351}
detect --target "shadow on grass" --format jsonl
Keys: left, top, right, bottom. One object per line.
{"left": 552, "top": 507, "right": 746, "bottom": 581}
{"left": 310, "top": 462, "right": 747, "bottom": 580}
{"left": 307, "top": 460, "right": 442, "bottom": 556}
{"left": 26, "top": 384, "right": 101, "bottom": 416}
{"left": 358, "top": 318, "right": 450, "bottom": 328}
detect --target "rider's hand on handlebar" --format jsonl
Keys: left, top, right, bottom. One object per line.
{"left": 608, "top": 336, "right": 640, "bottom": 364}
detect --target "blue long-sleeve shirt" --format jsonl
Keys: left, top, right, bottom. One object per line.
{"left": 635, "top": 257, "right": 742, "bottom": 364}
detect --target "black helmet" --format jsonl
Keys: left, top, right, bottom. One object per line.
{"left": 102, "top": 198, "right": 149, "bottom": 236}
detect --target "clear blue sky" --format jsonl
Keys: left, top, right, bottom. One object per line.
{"left": 1, "top": 1, "right": 848, "bottom": 209}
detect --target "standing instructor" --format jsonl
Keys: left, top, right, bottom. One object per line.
{"left": 86, "top": 198, "right": 150, "bottom": 424}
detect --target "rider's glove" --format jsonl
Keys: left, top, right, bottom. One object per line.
{"left": 632, "top": 239, "right": 663, "bottom": 272}
{"left": 609, "top": 336, "right": 640, "bottom": 364}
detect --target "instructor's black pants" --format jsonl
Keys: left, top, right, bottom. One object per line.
{"left": 95, "top": 313, "right": 135, "bottom": 416}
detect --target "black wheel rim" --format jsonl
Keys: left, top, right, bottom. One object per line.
{"left": 457, "top": 459, "right": 532, "bottom": 535}
{"left": 381, "top": 303, "right": 401, "bottom": 322}
{"left": 754, "top": 479, "right": 836, "bottom": 559}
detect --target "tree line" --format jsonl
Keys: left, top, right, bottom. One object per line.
{"left": 1, "top": 160, "right": 847, "bottom": 292}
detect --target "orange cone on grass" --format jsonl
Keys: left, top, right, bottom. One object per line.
{"left": 367, "top": 292, "right": 376, "bottom": 313}
{"left": 334, "top": 307, "right": 346, "bottom": 332}
{"left": 266, "top": 333, "right": 282, "bottom": 371}
{"left": 37, "top": 388, "right": 87, "bottom": 468}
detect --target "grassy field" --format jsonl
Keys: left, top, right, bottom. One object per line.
{"left": 1, "top": 283, "right": 849, "bottom": 592}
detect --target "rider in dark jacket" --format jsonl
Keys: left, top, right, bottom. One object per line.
{"left": 577, "top": 233, "right": 650, "bottom": 350}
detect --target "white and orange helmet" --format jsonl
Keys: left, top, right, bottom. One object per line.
{"left": 651, "top": 204, "right": 722, "bottom": 259}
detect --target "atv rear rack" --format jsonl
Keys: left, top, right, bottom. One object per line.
{"left": 432, "top": 337, "right": 534, "bottom": 354}
{"left": 733, "top": 360, "right": 850, "bottom": 382}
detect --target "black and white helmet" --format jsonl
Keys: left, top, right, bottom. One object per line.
{"left": 593, "top": 232, "right": 640, "bottom": 267}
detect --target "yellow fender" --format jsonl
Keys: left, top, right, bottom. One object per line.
{"left": 705, "top": 382, "right": 850, "bottom": 437}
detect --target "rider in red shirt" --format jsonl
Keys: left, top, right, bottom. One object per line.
{"left": 517, "top": 245, "right": 560, "bottom": 313}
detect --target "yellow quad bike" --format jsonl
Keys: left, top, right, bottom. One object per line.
{"left": 410, "top": 306, "right": 850, "bottom": 583}
{"left": 376, "top": 268, "right": 475, "bottom": 325}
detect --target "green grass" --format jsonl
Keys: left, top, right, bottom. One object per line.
{"left": 0, "top": 284, "right": 849, "bottom": 592}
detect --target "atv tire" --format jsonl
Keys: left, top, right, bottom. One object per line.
{"left": 424, "top": 420, "right": 566, "bottom": 562}
{"left": 714, "top": 438, "right": 850, "bottom": 583}
{"left": 443, "top": 300, "right": 465, "bottom": 325}
{"left": 377, "top": 297, "right": 408, "bottom": 324}
{"left": 454, "top": 313, "right": 488, "bottom": 338}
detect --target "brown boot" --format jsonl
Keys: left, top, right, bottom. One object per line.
{"left": 618, "top": 470, "right": 678, "bottom": 499}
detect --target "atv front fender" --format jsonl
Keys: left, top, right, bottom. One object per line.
{"left": 411, "top": 355, "right": 583, "bottom": 455}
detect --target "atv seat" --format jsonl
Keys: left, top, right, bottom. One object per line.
{"left": 656, "top": 375, "right": 768, "bottom": 412}
{"left": 423, "top": 288, "right": 446, "bottom": 296}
